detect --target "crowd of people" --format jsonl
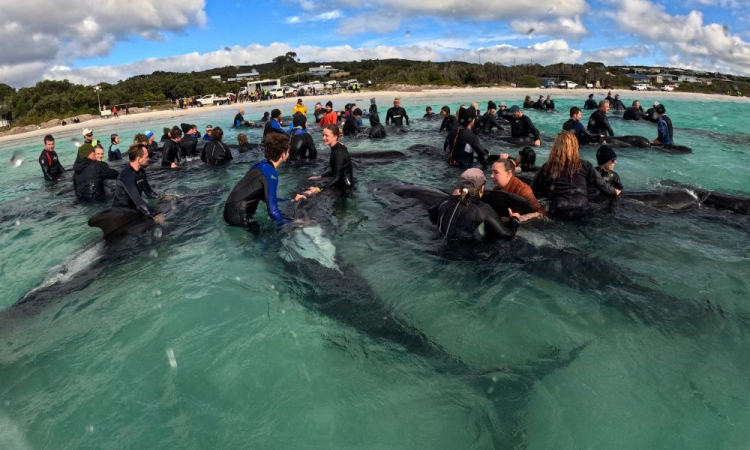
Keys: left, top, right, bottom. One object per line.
{"left": 37, "top": 91, "right": 677, "bottom": 242}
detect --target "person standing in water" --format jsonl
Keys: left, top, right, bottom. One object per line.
{"left": 39, "top": 134, "right": 65, "bottom": 181}
{"left": 428, "top": 168, "right": 522, "bottom": 240}
{"left": 223, "top": 133, "right": 306, "bottom": 230}
{"left": 587, "top": 100, "right": 614, "bottom": 137}
{"left": 73, "top": 143, "right": 119, "bottom": 199}
{"left": 386, "top": 98, "right": 410, "bottom": 126}
{"left": 306, "top": 125, "right": 354, "bottom": 196}
{"left": 108, "top": 134, "right": 122, "bottom": 161}
{"left": 594, "top": 145, "right": 623, "bottom": 191}
{"left": 113, "top": 143, "right": 164, "bottom": 225}
{"left": 653, "top": 104, "right": 674, "bottom": 145}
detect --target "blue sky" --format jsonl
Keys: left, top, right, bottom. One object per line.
{"left": 1, "top": 0, "right": 749, "bottom": 87}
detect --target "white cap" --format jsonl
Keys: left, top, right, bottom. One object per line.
{"left": 653, "top": 101, "right": 660, "bottom": 107}
{"left": 82, "top": 128, "right": 93, "bottom": 136}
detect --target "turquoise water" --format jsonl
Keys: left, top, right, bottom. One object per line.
{"left": 1, "top": 93, "right": 749, "bottom": 449}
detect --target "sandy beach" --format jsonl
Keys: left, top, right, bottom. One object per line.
{"left": 2, "top": 86, "right": 747, "bottom": 146}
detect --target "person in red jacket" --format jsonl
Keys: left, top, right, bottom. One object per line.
{"left": 318, "top": 101, "right": 338, "bottom": 127}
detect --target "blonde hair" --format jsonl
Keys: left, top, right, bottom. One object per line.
{"left": 542, "top": 131, "right": 582, "bottom": 181}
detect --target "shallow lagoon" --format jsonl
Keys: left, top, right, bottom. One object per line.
{"left": 1, "top": 93, "right": 749, "bottom": 449}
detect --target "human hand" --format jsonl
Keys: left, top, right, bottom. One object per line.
{"left": 308, "top": 175, "right": 322, "bottom": 180}
{"left": 153, "top": 213, "right": 166, "bottom": 226}
{"left": 508, "top": 208, "right": 522, "bottom": 220}
{"left": 500, "top": 152, "right": 510, "bottom": 159}
{"left": 615, "top": 189, "right": 622, "bottom": 196}
{"left": 534, "top": 140, "right": 541, "bottom": 147}
{"left": 170, "top": 162, "right": 177, "bottom": 168}
{"left": 292, "top": 194, "right": 306, "bottom": 202}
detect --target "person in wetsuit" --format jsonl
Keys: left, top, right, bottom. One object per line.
{"left": 515, "top": 147, "right": 540, "bottom": 185}
{"left": 623, "top": 100, "right": 644, "bottom": 121}
{"left": 368, "top": 112, "right": 386, "bottom": 139}
{"left": 237, "top": 133, "right": 254, "bottom": 153}
{"left": 108, "top": 134, "right": 123, "bottom": 161}
{"left": 428, "top": 168, "right": 521, "bottom": 240}
{"left": 223, "top": 133, "right": 305, "bottom": 230}
{"left": 533, "top": 96, "right": 545, "bottom": 109}
{"left": 306, "top": 125, "right": 354, "bottom": 196}
{"left": 369, "top": 98, "right": 377, "bottom": 115}
{"left": 477, "top": 101, "right": 503, "bottom": 134}
{"left": 563, "top": 106, "right": 602, "bottom": 145}
{"left": 610, "top": 94, "right": 625, "bottom": 112}
{"left": 39, "top": 134, "right": 65, "bottom": 181}
{"left": 594, "top": 145, "right": 623, "bottom": 191}
{"left": 587, "top": 100, "right": 614, "bottom": 137}
{"left": 179, "top": 125, "right": 199, "bottom": 158}
{"left": 584, "top": 94, "right": 598, "bottom": 110}
{"left": 644, "top": 102, "right": 660, "bottom": 123}
{"left": 161, "top": 127, "right": 182, "bottom": 168}
{"left": 508, "top": 106, "right": 542, "bottom": 147}
{"left": 234, "top": 109, "right": 246, "bottom": 128}
{"left": 203, "top": 125, "right": 214, "bottom": 142}
{"left": 531, "top": 131, "right": 620, "bottom": 217}
{"left": 523, "top": 95, "right": 534, "bottom": 108}
{"left": 73, "top": 143, "right": 119, "bottom": 199}
{"left": 444, "top": 106, "right": 490, "bottom": 168}
{"left": 424, "top": 106, "right": 437, "bottom": 118}
{"left": 491, "top": 158, "right": 544, "bottom": 220}
{"left": 160, "top": 127, "right": 171, "bottom": 142}
{"left": 385, "top": 98, "right": 410, "bottom": 126}
{"left": 289, "top": 114, "right": 318, "bottom": 160}
{"left": 113, "top": 143, "right": 164, "bottom": 224}
{"left": 261, "top": 112, "right": 270, "bottom": 123}
{"left": 439, "top": 106, "right": 458, "bottom": 132}
{"left": 544, "top": 95, "right": 556, "bottom": 110}
{"left": 264, "top": 109, "right": 287, "bottom": 142}
{"left": 343, "top": 108, "right": 364, "bottom": 136}
{"left": 202, "top": 126, "right": 233, "bottom": 165}
{"left": 313, "top": 103, "right": 325, "bottom": 123}
{"left": 653, "top": 104, "right": 674, "bottom": 145}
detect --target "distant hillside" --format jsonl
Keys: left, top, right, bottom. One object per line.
{"left": 2, "top": 57, "right": 748, "bottom": 130}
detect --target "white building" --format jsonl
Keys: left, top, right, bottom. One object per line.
{"left": 308, "top": 65, "right": 340, "bottom": 77}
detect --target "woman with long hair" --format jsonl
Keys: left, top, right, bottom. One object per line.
{"left": 531, "top": 131, "right": 620, "bottom": 217}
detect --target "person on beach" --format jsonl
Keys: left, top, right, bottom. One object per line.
{"left": 39, "top": 134, "right": 65, "bottom": 181}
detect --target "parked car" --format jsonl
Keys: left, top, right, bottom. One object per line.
{"left": 631, "top": 84, "right": 649, "bottom": 91}
{"left": 661, "top": 85, "right": 675, "bottom": 91}
{"left": 197, "top": 94, "right": 229, "bottom": 106}
{"left": 559, "top": 80, "right": 578, "bottom": 89}
{"left": 268, "top": 88, "right": 286, "bottom": 99}
{"left": 586, "top": 82, "right": 594, "bottom": 89}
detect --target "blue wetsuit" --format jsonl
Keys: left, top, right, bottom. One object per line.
{"left": 223, "top": 160, "right": 289, "bottom": 227}
{"left": 657, "top": 117, "right": 672, "bottom": 145}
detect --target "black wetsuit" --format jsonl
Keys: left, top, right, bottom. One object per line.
{"left": 369, "top": 114, "right": 386, "bottom": 139}
{"left": 322, "top": 143, "right": 354, "bottom": 194}
{"left": 112, "top": 164, "right": 158, "bottom": 216}
{"left": 179, "top": 134, "right": 199, "bottom": 158}
{"left": 343, "top": 115, "right": 362, "bottom": 136}
{"left": 623, "top": 107, "right": 643, "bottom": 121}
{"left": 563, "top": 118, "right": 598, "bottom": 145}
{"left": 584, "top": 99, "right": 598, "bottom": 110}
{"left": 223, "top": 160, "right": 288, "bottom": 228}
{"left": 314, "top": 110, "right": 325, "bottom": 123}
{"left": 440, "top": 115, "right": 459, "bottom": 132}
{"left": 444, "top": 128, "right": 489, "bottom": 168}
{"left": 38, "top": 149, "right": 65, "bottom": 181}
{"left": 73, "top": 158, "right": 119, "bottom": 199}
{"left": 161, "top": 140, "right": 180, "bottom": 167}
{"left": 510, "top": 115, "right": 541, "bottom": 140}
{"left": 428, "top": 195, "right": 520, "bottom": 240}
{"left": 611, "top": 99, "right": 625, "bottom": 112}
{"left": 531, "top": 160, "right": 617, "bottom": 215}
{"left": 588, "top": 110, "right": 614, "bottom": 137}
{"left": 545, "top": 100, "right": 555, "bottom": 110}
{"left": 108, "top": 144, "right": 122, "bottom": 161}
{"left": 595, "top": 167, "right": 623, "bottom": 191}
{"left": 477, "top": 112, "right": 503, "bottom": 133}
{"left": 202, "top": 141, "right": 233, "bottom": 165}
{"left": 234, "top": 113, "right": 245, "bottom": 127}
{"left": 533, "top": 100, "right": 544, "bottom": 109}
{"left": 289, "top": 129, "right": 318, "bottom": 160}
{"left": 385, "top": 106, "right": 410, "bottom": 126}
{"left": 523, "top": 99, "right": 535, "bottom": 108}
{"left": 644, "top": 108, "right": 659, "bottom": 123}
{"left": 147, "top": 141, "right": 159, "bottom": 158}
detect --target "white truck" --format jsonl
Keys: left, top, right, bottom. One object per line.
{"left": 197, "top": 94, "right": 229, "bottom": 106}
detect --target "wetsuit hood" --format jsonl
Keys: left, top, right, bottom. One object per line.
{"left": 369, "top": 112, "right": 381, "bottom": 126}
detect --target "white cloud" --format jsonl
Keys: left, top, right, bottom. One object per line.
{"left": 460, "top": 40, "right": 583, "bottom": 65}
{"left": 511, "top": 15, "right": 587, "bottom": 40}
{"left": 285, "top": 9, "right": 343, "bottom": 24}
{"left": 609, "top": 0, "right": 750, "bottom": 75}
{"left": 337, "top": 13, "right": 402, "bottom": 35}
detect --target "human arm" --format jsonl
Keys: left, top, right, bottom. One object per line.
{"left": 587, "top": 163, "right": 619, "bottom": 196}
{"left": 483, "top": 207, "right": 520, "bottom": 239}
{"left": 385, "top": 108, "right": 392, "bottom": 125}
{"left": 261, "top": 166, "right": 289, "bottom": 223}
{"left": 403, "top": 108, "right": 410, "bottom": 126}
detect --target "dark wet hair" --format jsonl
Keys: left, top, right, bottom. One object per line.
{"left": 426, "top": 106, "right": 433, "bottom": 112}
{"left": 127, "top": 143, "right": 147, "bottom": 161}
{"left": 133, "top": 133, "right": 148, "bottom": 144}
{"left": 163, "top": 127, "right": 170, "bottom": 136}
{"left": 212, "top": 126, "right": 224, "bottom": 142}
{"left": 44, "top": 134, "right": 54, "bottom": 143}
{"left": 237, "top": 133, "right": 248, "bottom": 145}
{"left": 110, "top": 133, "right": 118, "bottom": 143}
{"left": 569, "top": 106, "right": 581, "bottom": 117}
{"left": 170, "top": 126, "right": 182, "bottom": 139}
{"left": 441, "top": 106, "right": 450, "bottom": 114}
{"left": 324, "top": 124, "right": 341, "bottom": 138}
{"left": 263, "top": 133, "right": 289, "bottom": 162}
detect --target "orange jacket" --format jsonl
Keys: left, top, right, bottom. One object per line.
{"left": 318, "top": 111, "right": 338, "bottom": 127}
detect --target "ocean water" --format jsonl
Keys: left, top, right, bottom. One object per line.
{"left": 1, "top": 93, "right": 749, "bottom": 450}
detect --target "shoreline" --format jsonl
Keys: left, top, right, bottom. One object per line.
{"left": 1, "top": 86, "right": 747, "bottom": 146}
